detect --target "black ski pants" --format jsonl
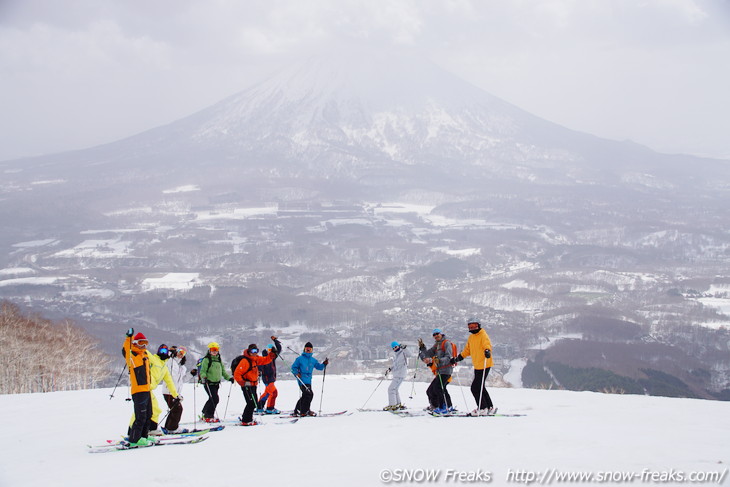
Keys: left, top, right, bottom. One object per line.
{"left": 202, "top": 382, "right": 220, "bottom": 419}
{"left": 472, "top": 368, "right": 493, "bottom": 409}
{"left": 163, "top": 394, "right": 183, "bottom": 430}
{"left": 241, "top": 385, "right": 258, "bottom": 423}
{"left": 129, "top": 391, "right": 152, "bottom": 443}
{"left": 294, "top": 383, "right": 314, "bottom": 414}
{"left": 426, "top": 374, "right": 452, "bottom": 409}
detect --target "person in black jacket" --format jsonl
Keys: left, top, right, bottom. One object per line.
{"left": 257, "top": 336, "right": 283, "bottom": 414}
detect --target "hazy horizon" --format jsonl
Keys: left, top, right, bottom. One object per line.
{"left": 1, "top": 0, "right": 729, "bottom": 163}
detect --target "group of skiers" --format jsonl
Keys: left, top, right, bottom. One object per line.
{"left": 120, "top": 320, "right": 494, "bottom": 446}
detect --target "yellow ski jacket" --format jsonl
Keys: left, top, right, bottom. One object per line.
{"left": 147, "top": 351, "right": 178, "bottom": 397}
{"left": 459, "top": 329, "right": 493, "bottom": 370}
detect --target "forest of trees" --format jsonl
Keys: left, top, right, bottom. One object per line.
{"left": 0, "top": 301, "right": 111, "bottom": 394}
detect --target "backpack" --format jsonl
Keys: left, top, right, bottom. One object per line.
{"left": 439, "top": 340, "right": 458, "bottom": 366}
{"left": 233, "top": 355, "right": 255, "bottom": 383}
{"left": 231, "top": 355, "right": 244, "bottom": 375}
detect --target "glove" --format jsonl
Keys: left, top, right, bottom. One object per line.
{"left": 323, "top": 358, "right": 329, "bottom": 366}
{"left": 190, "top": 369, "right": 198, "bottom": 377}
{"left": 401, "top": 344, "right": 407, "bottom": 349}
{"left": 449, "top": 354, "right": 464, "bottom": 365}
{"left": 484, "top": 349, "right": 491, "bottom": 359}
{"left": 125, "top": 328, "right": 134, "bottom": 337}
{"left": 417, "top": 338, "right": 425, "bottom": 350}
{"left": 386, "top": 367, "right": 392, "bottom": 373}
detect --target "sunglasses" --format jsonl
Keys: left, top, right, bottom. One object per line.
{"left": 432, "top": 333, "right": 441, "bottom": 337}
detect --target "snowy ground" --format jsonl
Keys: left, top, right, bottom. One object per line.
{"left": 1, "top": 375, "right": 728, "bottom": 487}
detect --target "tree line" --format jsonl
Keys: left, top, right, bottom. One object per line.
{"left": 0, "top": 301, "right": 111, "bottom": 394}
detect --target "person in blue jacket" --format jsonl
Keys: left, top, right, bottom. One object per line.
{"left": 291, "top": 341, "right": 329, "bottom": 416}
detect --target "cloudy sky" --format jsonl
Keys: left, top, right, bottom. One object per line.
{"left": 1, "top": 0, "right": 729, "bottom": 162}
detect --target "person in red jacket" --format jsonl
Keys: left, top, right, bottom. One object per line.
{"left": 234, "top": 344, "right": 276, "bottom": 425}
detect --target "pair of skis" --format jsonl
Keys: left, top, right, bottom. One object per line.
{"left": 358, "top": 407, "right": 525, "bottom": 418}
{"left": 87, "top": 431, "right": 210, "bottom": 453}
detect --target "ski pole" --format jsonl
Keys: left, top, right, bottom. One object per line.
{"left": 453, "top": 363, "right": 470, "bottom": 412}
{"left": 109, "top": 363, "right": 127, "bottom": 400}
{"left": 477, "top": 356, "right": 488, "bottom": 416}
{"left": 318, "top": 359, "right": 328, "bottom": 415}
{"left": 360, "top": 370, "right": 388, "bottom": 410}
{"left": 278, "top": 350, "right": 309, "bottom": 389}
{"left": 158, "top": 396, "right": 173, "bottom": 426}
{"left": 193, "top": 378, "right": 198, "bottom": 431}
{"left": 223, "top": 379, "right": 234, "bottom": 420}
{"left": 436, "top": 371, "right": 449, "bottom": 411}
{"left": 409, "top": 370, "right": 417, "bottom": 399}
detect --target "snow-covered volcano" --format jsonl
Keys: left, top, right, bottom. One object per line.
{"left": 5, "top": 46, "right": 726, "bottom": 199}
{"left": 185, "top": 48, "right": 537, "bottom": 162}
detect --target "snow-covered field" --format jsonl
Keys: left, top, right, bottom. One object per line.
{"left": 1, "top": 375, "right": 728, "bottom": 487}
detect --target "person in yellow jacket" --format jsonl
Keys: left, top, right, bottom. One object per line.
{"left": 122, "top": 329, "right": 154, "bottom": 446}
{"left": 451, "top": 321, "right": 495, "bottom": 415}
{"left": 129, "top": 344, "right": 180, "bottom": 434}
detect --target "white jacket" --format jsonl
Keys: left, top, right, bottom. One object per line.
{"left": 391, "top": 346, "right": 410, "bottom": 378}
{"left": 159, "top": 356, "right": 187, "bottom": 396}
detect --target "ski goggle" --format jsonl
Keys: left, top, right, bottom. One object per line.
{"left": 250, "top": 348, "right": 259, "bottom": 354}
{"left": 209, "top": 347, "right": 219, "bottom": 352}
{"left": 133, "top": 339, "right": 149, "bottom": 347}
{"left": 468, "top": 322, "right": 480, "bottom": 331}
{"left": 158, "top": 347, "right": 169, "bottom": 355}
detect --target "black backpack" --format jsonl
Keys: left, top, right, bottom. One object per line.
{"left": 231, "top": 355, "right": 244, "bottom": 375}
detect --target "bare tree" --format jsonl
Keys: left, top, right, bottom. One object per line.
{"left": 0, "top": 301, "right": 111, "bottom": 394}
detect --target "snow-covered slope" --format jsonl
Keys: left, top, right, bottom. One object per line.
{"left": 2, "top": 375, "right": 727, "bottom": 487}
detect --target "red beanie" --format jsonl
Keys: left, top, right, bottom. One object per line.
{"left": 133, "top": 332, "right": 147, "bottom": 341}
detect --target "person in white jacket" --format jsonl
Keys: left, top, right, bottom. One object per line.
{"left": 384, "top": 341, "right": 409, "bottom": 410}
{"left": 159, "top": 345, "right": 188, "bottom": 433}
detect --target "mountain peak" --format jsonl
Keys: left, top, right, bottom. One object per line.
{"left": 181, "top": 47, "right": 539, "bottom": 165}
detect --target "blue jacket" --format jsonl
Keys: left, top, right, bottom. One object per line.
{"left": 291, "top": 352, "right": 325, "bottom": 385}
